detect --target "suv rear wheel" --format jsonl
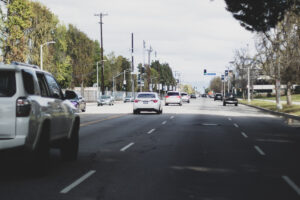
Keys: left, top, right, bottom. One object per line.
{"left": 60, "top": 121, "right": 79, "bottom": 161}
{"left": 31, "top": 122, "right": 50, "bottom": 175}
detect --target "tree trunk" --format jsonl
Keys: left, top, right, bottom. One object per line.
{"left": 286, "top": 81, "right": 292, "bottom": 106}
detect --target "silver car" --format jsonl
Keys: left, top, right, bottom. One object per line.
{"left": 97, "top": 95, "right": 114, "bottom": 106}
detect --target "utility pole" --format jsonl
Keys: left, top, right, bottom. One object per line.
{"left": 131, "top": 33, "right": 135, "bottom": 98}
{"left": 95, "top": 13, "right": 108, "bottom": 95}
{"left": 147, "top": 46, "right": 153, "bottom": 66}
{"left": 141, "top": 40, "right": 146, "bottom": 92}
{"left": 247, "top": 65, "right": 250, "bottom": 103}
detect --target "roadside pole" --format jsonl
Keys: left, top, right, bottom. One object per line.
{"left": 131, "top": 33, "right": 135, "bottom": 98}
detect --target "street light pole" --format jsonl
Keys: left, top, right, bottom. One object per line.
{"left": 96, "top": 61, "right": 100, "bottom": 99}
{"left": 95, "top": 13, "right": 108, "bottom": 95}
{"left": 40, "top": 41, "right": 55, "bottom": 70}
{"left": 247, "top": 65, "right": 251, "bottom": 103}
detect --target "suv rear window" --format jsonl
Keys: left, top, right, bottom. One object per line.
{"left": 137, "top": 93, "right": 156, "bottom": 98}
{"left": 0, "top": 71, "right": 16, "bottom": 97}
{"left": 181, "top": 93, "right": 187, "bottom": 96}
{"left": 167, "top": 92, "right": 179, "bottom": 96}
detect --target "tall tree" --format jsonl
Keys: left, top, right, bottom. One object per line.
{"left": 28, "top": 1, "right": 58, "bottom": 68}
{"left": 209, "top": 77, "right": 222, "bottom": 93}
{"left": 66, "top": 24, "right": 95, "bottom": 87}
{"left": 224, "top": 0, "right": 299, "bottom": 32}
{"left": 1, "top": 0, "right": 33, "bottom": 63}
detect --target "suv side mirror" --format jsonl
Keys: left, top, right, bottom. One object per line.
{"left": 65, "top": 90, "right": 77, "bottom": 100}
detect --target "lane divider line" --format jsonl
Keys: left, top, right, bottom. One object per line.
{"left": 233, "top": 123, "right": 239, "bottom": 128}
{"left": 80, "top": 114, "right": 126, "bottom": 127}
{"left": 60, "top": 170, "right": 96, "bottom": 194}
{"left": 170, "top": 116, "right": 174, "bottom": 119}
{"left": 162, "top": 121, "right": 167, "bottom": 125}
{"left": 120, "top": 142, "right": 135, "bottom": 152}
{"left": 228, "top": 118, "right": 232, "bottom": 121}
{"left": 241, "top": 132, "right": 248, "bottom": 138}
{"left": 254, "top": 145, "right": 266, "bottom": 156}
{"left": 282, "top": 175, "right": 300, "bottom": 196}
{"left": 147, "top": 129, "right": 155, "bottom": 134}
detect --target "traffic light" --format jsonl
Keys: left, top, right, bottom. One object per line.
{"left": 204, "top": 69, "right": 207, "bottom": 75}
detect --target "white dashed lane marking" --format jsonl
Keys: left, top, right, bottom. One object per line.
{"left": 241, "top": 132, "right": 248, "bottom": 138}
{"left": 282, "top": 176, "right": 300, "bottom": 196}
{"left": 120, "top": 142, "right": 135, "bottom": 152}
{"left": 60, "top": 170, "right": 96, "bottom": 194}
{"left": 147, "top": 129, "right": 155, "bottom": 134}
{"left": 254, "top": 145, "right": 266, "bottom": 156}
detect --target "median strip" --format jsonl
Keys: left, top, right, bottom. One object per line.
{"left": 60, "top": 170, "right": 96, "bottom": 194}
{"left": 282, "top": 175, "right": 300, "bottom": 196}
{"left": 80, "top": 114, "right": 126, "bottom": 127}
{"left": 120, "top": 142, "right": 135, "bottom": 152}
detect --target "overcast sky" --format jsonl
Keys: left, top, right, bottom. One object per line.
{"left": 36, "top": 0, "right": 255, "bottom": 91}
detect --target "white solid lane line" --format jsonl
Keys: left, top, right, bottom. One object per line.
{"left": 120, "top": 142, "right": 135, "bottom": 152}
{"left": 254, "top": 145, "right": 266, "bottom": 156}
{"left": 162, "top": 121, "right": 167, "bottom": 125}
{"left": 241, "top": 132, "right": 248, "bottom": 138}
{"left": 228, "top": 118, "right": 232, "bottom": 121}
{"left": 147, "top": 129, "right": 155, "bottom": 134}
{"left": 282, "top": 176, "right": 300, "bottom": 196}
{"left": 233, "top": 123, "right": 239, "bottom": 128}
{"left": 202, "top": 123, "right": 218, "bottom": 126}
{"left": 170, "top": 116, "right": 174, "bottom": 119}
{"left": 60, "top": 170, "right": 96, "bottom": 194}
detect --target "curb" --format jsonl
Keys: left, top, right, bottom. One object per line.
{"left": 240, "top": 102, "right": 300, "bottom": 120}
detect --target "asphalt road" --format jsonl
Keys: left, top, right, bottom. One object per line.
{"left": 1, "top": 98, "right": 300, "bottom": 200}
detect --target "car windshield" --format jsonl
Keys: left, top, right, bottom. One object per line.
{"left": 137, "top": 93, "right": 156, "bottom": 98}
{"left": 101, "top": 96, "right": 110, "bottom": 99}
{"left": 0, "top": 71, "right": 16, "bottom": 97}
{"left": 181, "top": 93, "right": 187, "bottom": 96}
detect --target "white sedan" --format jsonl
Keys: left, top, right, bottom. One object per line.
{"left": 133, "top": 92, "right": 162, "bottom": 114}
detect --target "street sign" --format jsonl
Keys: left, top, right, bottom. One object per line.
{"left": 205, "top": 73, "right": 216, "bottom": 76}
{"left": 225, "top": 70, "right": 228, "bottom": 76}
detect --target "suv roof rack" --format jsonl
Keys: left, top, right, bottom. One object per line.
{"left": 11, "top": 62, "right": 40, "bottom": 69}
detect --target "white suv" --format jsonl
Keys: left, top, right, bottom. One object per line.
{"left": 165, "top": 91, "right": 182, "bottom": 106}
{"left": 0, "top": 62, "right": 80, "bottom": 173}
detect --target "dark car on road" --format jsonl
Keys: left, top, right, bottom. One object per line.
{"left": 65, "top": 90, "right": 86, "bottom": 112}
{"left": 214, "top": 93, "right": 223, "bottom": 101}
{"left": 190, "top": 94, "right": 196, "bottom": 99}
{"left": 201, "top": 94, "right": 207, "bottom": 98}
{"left": 223, "top": 93, "right": 238, "bottom": 106}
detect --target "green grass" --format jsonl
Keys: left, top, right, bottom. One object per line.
{"left": 240, "top": 99, "right": 300, "bottom": 116}
{"left": 255, "top": 94, "right": 300, "bottom": 102}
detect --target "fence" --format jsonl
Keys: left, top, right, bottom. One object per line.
{"left": 72, "top": 87, "right": 137, "bottom": 102}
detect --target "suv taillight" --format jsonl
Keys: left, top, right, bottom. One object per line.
{"left": 165, "top": 96, "right": 169, "bottom": 98}
{"left": 16, "top": 97, "right": 31, "bottom": 117}
{"left": 152, "top": 100, "right": 158, "bottom": 103}
{"left": 134, "top": 100, "right": 139, "bottom": 103}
